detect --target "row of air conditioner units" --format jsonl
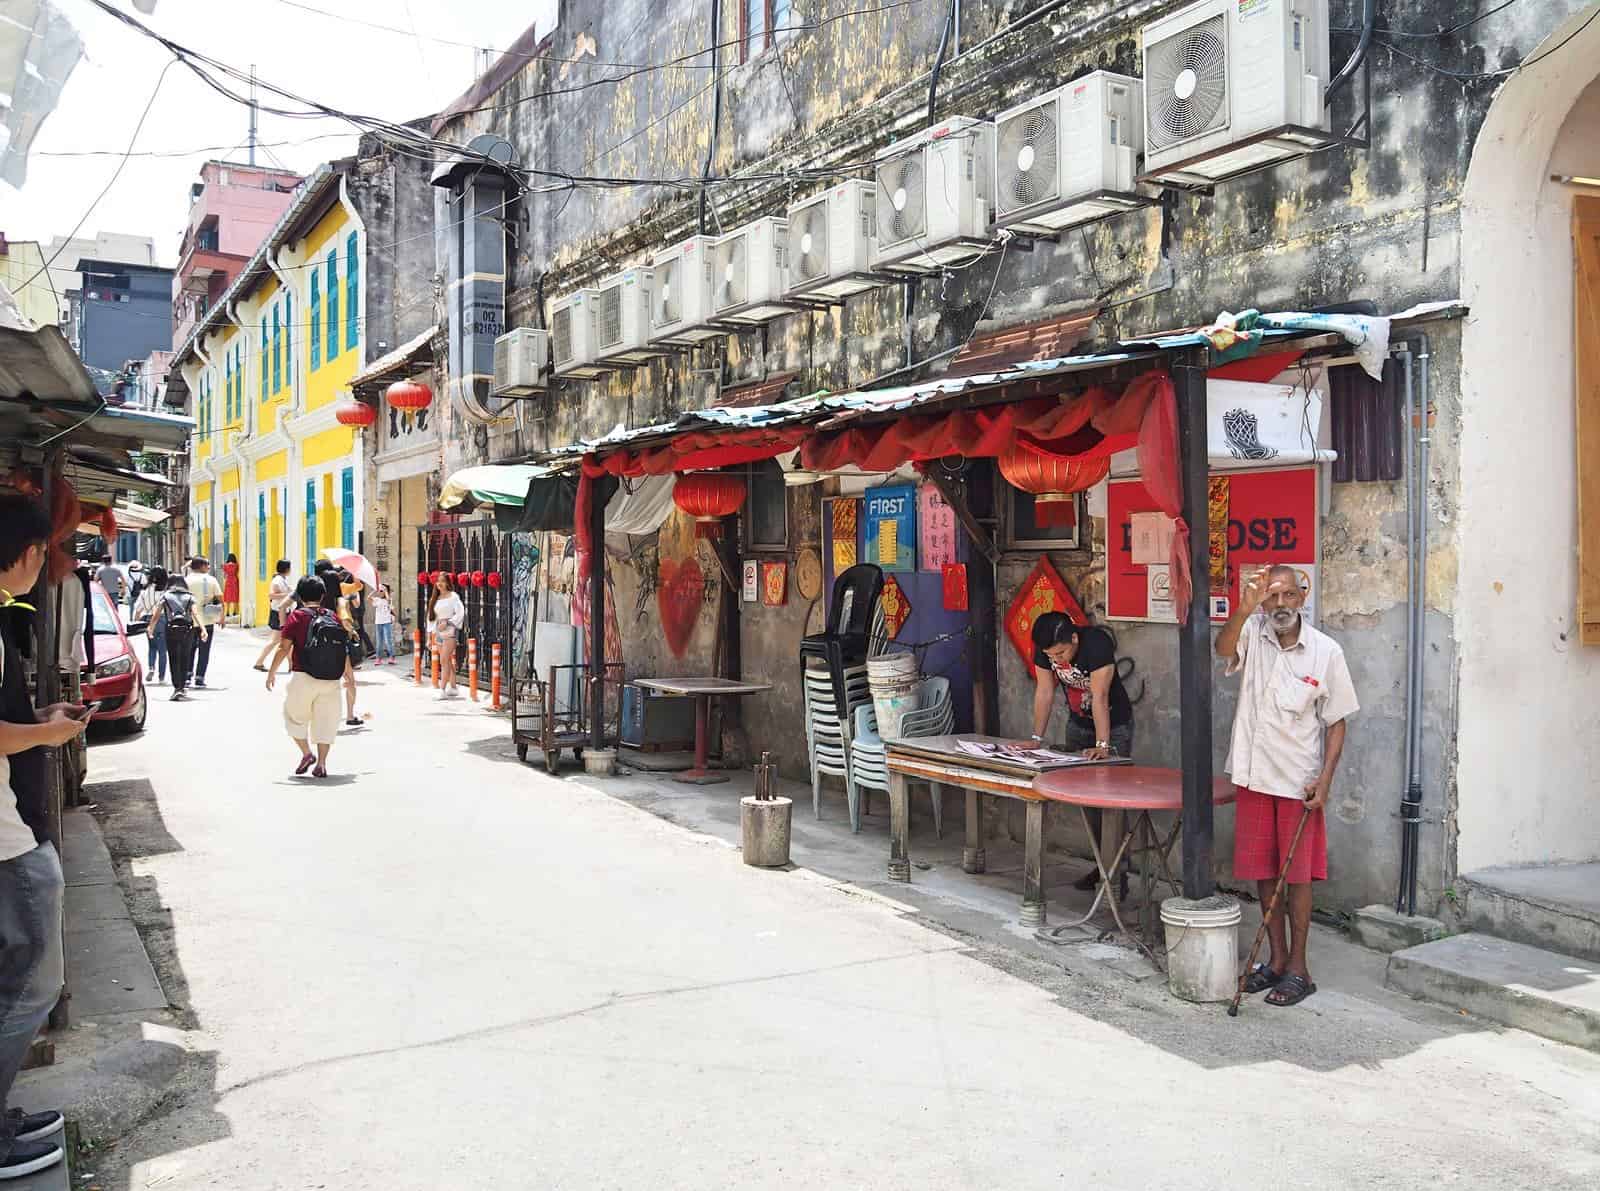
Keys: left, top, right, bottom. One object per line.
{"left": 496, "top": 0, "right": 1331, "bottom": 391}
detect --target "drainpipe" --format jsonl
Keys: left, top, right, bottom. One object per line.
{"left": 698, "top": 0, "right": 723, "bottom": 236}
{"left": 1394, "top": 335, "right": 1431, "bottom": 915}
{"left": 1326, "top": 0, "right": 1376, "bottom": 103}
{"left": 194, "top": 334, "right": 217, "bottom": 561}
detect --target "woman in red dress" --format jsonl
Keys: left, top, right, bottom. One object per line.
{"left": 222, "top": 552, "right": 241, "bottom": 620}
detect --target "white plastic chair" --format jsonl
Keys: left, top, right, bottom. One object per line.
{"left": 848, "top": 701, "right": 945, "bottom": 838}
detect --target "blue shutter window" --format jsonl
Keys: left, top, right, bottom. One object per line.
{"left": 258, "top": 494, "right": 267, "bottom": 581}
{"left": 283, "top": 293, "right": 292, "bottom": 391}
{"left": 310, "top": 269, "right": 321, "bottom": 369}
{"left": 272, "top": 307, "right": 282, "bottom": 393}
{"left": 345, "top": 233, "right": 359, "bottom": 351}
{"left": 325, "top": 252, "right": 339, "bottom": 361}
{"left": 305, "top": 481, "right": 317, "bottom": 569}
{"left": 259, "top": 319, "right": 268, "bottom": 400}
{"left": 340, "top": 467, "right": 354, "bottom": 550}
{"left": 222, "top": 505, "right": 231, "bottom": 560}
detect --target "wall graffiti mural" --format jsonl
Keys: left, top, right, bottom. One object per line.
{"left": 509, "top": 532, "right": 540, "bottom": 682}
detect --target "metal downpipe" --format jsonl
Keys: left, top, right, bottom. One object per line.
{"left": 1326, "top": 0, "right": 1377, "bottom": 103}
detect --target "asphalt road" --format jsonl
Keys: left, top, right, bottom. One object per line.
{"left": 77, "top": 631, "right": 1600, "bottom": 1190}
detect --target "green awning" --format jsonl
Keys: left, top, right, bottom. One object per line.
{"left": 437, "top": 463, "right": 559, "bottom": 512}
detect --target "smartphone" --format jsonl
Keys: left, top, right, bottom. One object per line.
{"left": 69, "top": 705, "right": 94, "bottom": 721}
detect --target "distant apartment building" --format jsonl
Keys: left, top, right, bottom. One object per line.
{"left": 69, "top": 257, "right": 175, "bottom": 376}
{"left": 173, "top": 161, "right": 302, "bottom": 346}
{"left": 0, "top": 234, "right": 55, "bottom": 327}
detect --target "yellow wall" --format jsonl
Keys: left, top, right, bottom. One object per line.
{"left": 301, "top": 423, "right": 355, "bottom": 470}
{"left": 219, "top": 466, "right": 239, "bottom": 494}
{"left": 255, "top": 450, "right": 287, "bottom": 482}
{"left": 301, "top": 203, "right": 360, "bottom": 412}
{"left": 0, "top": 242, "right": 58, "bottom": 328}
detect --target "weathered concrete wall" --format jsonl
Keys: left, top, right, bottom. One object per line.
{"left": 420, "top": 0, "right": 1596, "bottom": 910}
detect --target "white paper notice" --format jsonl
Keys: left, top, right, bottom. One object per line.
{"left": 1131, "top": 512, "right": 1176, "bottom": 565}
{"left": 742, "top": 560, "right": 759, "bottom": 603}
{"left": 1146, "top": 564, "right": 1177, "bottom": 623}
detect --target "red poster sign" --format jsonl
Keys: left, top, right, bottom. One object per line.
{"left": 1107, "top": 467, "right": 1318, "bottom": 623}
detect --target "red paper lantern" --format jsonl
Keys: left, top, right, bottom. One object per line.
{"left": 455, "top": 571, "right": 471, "bottom": 588}
{"left": 419, "top": 571, "right": 432, "bottom": 586}
{"left": 672, "top": 472, "right": 747, "bottom": 538}
{"left": 471, "top": 570, "right": 485, "bottom": 587}
{"left": 998, "top": 445, "right": 1108, "bottom": 526}
{"left": 100, "top": 507, "right": 117, "bottom": 542}
{"left": 334, "top": 398, "right": 377, "bottom": 427}
{"left": 487, "top": 572, "right": 502, "bottom": 590}
{"left": 386, "top": 380, "right": 433, "bottom": 410}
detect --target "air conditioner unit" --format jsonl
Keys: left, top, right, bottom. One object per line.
{"left": 549, "top": 289, "right": 609, "bottom": 379}
{"left": 648, "top": 235, "right": 723, "bottom": 345}
{"left": 593, "top": 267, "right": 664, "bottom": 366}
{"left": 712, "top": 217, "right": 797, "bottom": 324}
{"left": 994, "top": 72, "right": 1148, "bottom": 235}
{"left": 1140, "top": 0, "right": 1331, "bottom": 187}
{"left": 785, "top": 180, "right": 882, "bottom": 300}
{"left": 870, "top": 116, "right": 995, "bottom": 273}
{"left": 491, "top": 327, "right": 549, "bottom": 396}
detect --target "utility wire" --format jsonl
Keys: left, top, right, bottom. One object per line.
{"left": 1376, "top": 4, "right": 1599, "bottom": 79}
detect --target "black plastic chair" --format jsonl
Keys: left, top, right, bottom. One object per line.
{"left": 799, "top": 564, "right": 884, "bottom": 717}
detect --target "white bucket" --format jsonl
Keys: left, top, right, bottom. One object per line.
{"left": 873, "top": 688, "right": 920, "bottom": 739}
{"left": 1159, "top": 895, "right": 1242, "bottom": 1003}
{"left": 867, "top": 652, "right": 917, "bottom": 683}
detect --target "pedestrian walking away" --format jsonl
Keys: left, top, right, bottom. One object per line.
{"left": 428, "top": 573, "right": 465, "bottom": 698}
{"left": 132, "top": 566, "right": 169, "bottom": 684}
{"left": 125, "top": 558, "right": 145, "bottom": 613}
{"left": 0, "top": 492, "right": 86, "bottom": 1181}
{"left": 1216, "top": 564, "right": 1359, "bottom": 1008}
{"left": 321, "top": 571, "right": 363, "bottom": 727}
{"left": 185, "top": 556, "right": 224, "bottom": 687}
{"left": 254, "top": 560, "right": 295, "bottom": 672}
{"left": 370, "top": 583, "right": 396, "bottom": 664}
{"left": 222, "top": 552, "right": 241, "bottom": 620}
{"left": 94, "top": 554, "right": 127, "bottom": 605}
{"left": 154, "top": 573, "right": 201, "bottom": 700}
{"left": 346, "top": 578, "right": 376, "bottom": 658}
{"left": 267, "top": 574, "right": 348, "bottom": 778}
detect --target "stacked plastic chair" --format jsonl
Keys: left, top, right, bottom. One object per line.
{"left": 802, "top": 662, "right": 871, "bottom": 820}
{"left": 848, "top": 677, "right": 955, "bottom": 834}
{"left": 799, "top": 564, "right": 884, "bottom": 717}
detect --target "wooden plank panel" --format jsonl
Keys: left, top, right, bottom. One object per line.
{"left": 1575, "top": 197, "right": 1600, "bottom": 645}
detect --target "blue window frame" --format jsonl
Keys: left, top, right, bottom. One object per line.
{"left": 222, "top": 505, "right": 231, "bottom": 559}
{"left": 340, "top": 467, "right": 354, "bottom": 550}
{"left": 259, "top": 318, "right": 268, "bottom": 400}
{"left": 345, "top": 233, "right": 359, "bottom": 351}
{"left": 283, "top": 292, "right": 292, "bottom": 390}
{"left": 223, "top": 355, "right": 231, "bottom": 423}
{"left": 305, "top": 481, "right": 317, "bottom": 569}
{"left": 325, "top": 252, "right": 339, "bottom": 361}
{"left": 272, "top": 307, "right": 282, "bottom": 393}
{"left": 309, "top": 269, "right": 321, "bottom": 369}
{"left": 258, "top": 494, "right": 267, "bottom": 581}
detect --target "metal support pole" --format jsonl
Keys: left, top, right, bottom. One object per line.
{"left": 587, "top": 479, "right": 606, "bottom": 750}
{"left": 1174, "top": 360, "right": 1215, "bottom": 901}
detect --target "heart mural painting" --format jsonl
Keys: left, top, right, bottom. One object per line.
{"left": 657, "top": 555, "right": 705, "bottom": 657}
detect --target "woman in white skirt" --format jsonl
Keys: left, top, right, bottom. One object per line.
{"left": 427, "top": 573, "right": 466, "bottom": 698}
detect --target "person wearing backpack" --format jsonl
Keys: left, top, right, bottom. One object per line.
{"left": 151, "top": 573, "right": 200, "bottom": 701}
{"left": 265, "top": 574, "right": 346, "bottom": 778}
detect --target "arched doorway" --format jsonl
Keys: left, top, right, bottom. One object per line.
{"left": 1456, "top": 10, "right": 1600, "bottom": 875}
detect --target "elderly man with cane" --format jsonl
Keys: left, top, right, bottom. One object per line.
{"left": 1216, "top": 564, "right": 1358, "bottom": 1008}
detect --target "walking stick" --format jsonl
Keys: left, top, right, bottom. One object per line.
{"left": 1228, "top": 804, "right": 1313, "bottom": 1018}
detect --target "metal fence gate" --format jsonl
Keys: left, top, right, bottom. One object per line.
{"left": 417, "top": 519, "right": 506, "bottom": 650}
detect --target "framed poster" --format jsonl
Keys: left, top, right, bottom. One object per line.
{"left": 1107, "top": 466, "right": 1318, "bottom": 624}
{"left": 863, "top": 484, "right": 916, "bottom": 573}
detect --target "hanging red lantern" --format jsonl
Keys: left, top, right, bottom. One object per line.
{"left": 997, "top": 445, "right": 1108, "bottom": 526}
{"left": 386, "top": 380, "right": 433, "bottom": 410}
{"left": 100, "top": 507, "right": 118, "bottom": 542}
{"left": 334, "top": 398, "right": 377, "bottom": 427}
{"left": 456, "top": 571, "right": 471, "bottom": 588}
{"left": 487, "top": 572, "right": 502, "bottom": 590}
{"left": 419, "top": 571, "right": 432, "bottom": 586}
{"left": 471, "top": 570, "right": 486, "bottom": 588}
{"left": 672, "top": 472, "right": 747, "bottom": 538}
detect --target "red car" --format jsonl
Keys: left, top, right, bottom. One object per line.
{"left": 83, "top": 581, "right": 147, "bottom": 734}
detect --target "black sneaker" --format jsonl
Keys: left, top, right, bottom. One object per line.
{"left": 0, "top": 1138, "right": 64, "bottom": 1180}
{"left": 5, "top": 1109, "right": 62, "bottom": 1144}
{"left": 170, "top": 689, "right": 184, "bottom": 701}
{"left": 194, "top": 677, "right": 206, "bottom": 688}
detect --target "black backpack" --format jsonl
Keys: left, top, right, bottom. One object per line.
{"left": 161, "top": 590, "right": 195, "bottom": 632}
{"left": 301, "top": 610, "right": 349, "bottom": 680}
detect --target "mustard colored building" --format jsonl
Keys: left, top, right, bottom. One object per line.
{"left": 177, "top": 165, "right": 371, "bottom": 625}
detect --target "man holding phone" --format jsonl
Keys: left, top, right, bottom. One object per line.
{"left": 1216, "top": 564, "right": 1358, "bottom": 1008}
{"left": 0, "top": 492, "right": 88, "bottom": 1179}
{"left": 185, "top": 557, "right": 224, "bottom": 689}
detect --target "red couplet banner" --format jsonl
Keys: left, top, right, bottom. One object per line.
{"left": 1106, "top": 466, "right": 1318, "bottom": 623}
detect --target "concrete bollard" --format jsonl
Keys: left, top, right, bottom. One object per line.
{"left": 430, "top": 630, "right": 440, "bottom": 689}
{"left": 741, "top": 754, "right": 791, "bottom": 867}
{"left": 468, "top": 637, "right": 479, "bottom": 701}
{"left": 490, "top": 642, "right": 502, "bottom": 710}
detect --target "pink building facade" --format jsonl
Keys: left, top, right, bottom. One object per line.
{"left": 173, "top": 161, "right": 303, "bottom": 346}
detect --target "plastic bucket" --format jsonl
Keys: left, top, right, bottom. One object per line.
{"left": 867, "top": 652, "right": 917, "bottom": 686}
{"left": 1159, "top": 895, "right": 1242, "bottom": 1003}
{"left": 873, "top": 689, "right": 921, "bottom": 739}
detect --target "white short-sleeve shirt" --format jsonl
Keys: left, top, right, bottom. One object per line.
{"left": 1224, "top": 612, "right": 1359, "bottom": 799}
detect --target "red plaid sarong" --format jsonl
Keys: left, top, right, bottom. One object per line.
{"left": 1232, "top": 786, "right": 1327, "bottom": 884}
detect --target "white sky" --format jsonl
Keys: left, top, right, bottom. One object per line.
{"left": 5, "top": 0, "right": 559, "bottom": 261}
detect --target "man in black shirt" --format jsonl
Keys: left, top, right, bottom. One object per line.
{"left": 1030, "top": 611, "right": 1135, "bottom": 888}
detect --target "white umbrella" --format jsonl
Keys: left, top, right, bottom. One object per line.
{"left": 319, "top": 547, "right": 378, "bottom": 590}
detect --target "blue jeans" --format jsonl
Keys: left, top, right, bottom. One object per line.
{"left": 374, "top": 622, "right": 395, "bottom": 659}
{"left": 147, "top": 623, "right": 168, "bottom": 681}
{"left": 0, "top": 844, "right": 63, "bottom": 1158}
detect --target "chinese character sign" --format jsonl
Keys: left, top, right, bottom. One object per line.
{"left": 917, "top": 484, "right": 958, "bottom": 572}
{"left": 863, "top": 484, "right": 916, "bottom": 573}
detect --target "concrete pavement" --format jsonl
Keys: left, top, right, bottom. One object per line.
{"left": 54, "top": 631, "right": 1600, "bottom": 1189}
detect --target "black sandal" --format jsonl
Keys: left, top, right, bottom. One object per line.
{"left": 1243, "top": 963, "right": 1281, "bottom": 994}
{"left": 1266, "top": 972, "right": 1317, "bottom": 1006}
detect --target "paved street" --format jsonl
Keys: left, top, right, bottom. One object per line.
{"left": 71, "top": 631, "right": 1600, "bottom": 1190}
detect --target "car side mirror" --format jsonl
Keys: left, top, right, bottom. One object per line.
{"left": 126, "top": 620, "right": 148, "bottom": 637}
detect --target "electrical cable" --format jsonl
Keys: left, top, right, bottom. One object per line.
{"left": 1376, "top": 4, "right": 1600, "bottom": 80}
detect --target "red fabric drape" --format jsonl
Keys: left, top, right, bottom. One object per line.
{"left": 583, "top": 427, "right": 810, "bottom": 479}
{"left": 1135, "top": 373, "right": 1192, "bottom": 623}
{"left": 1207, "top": 349, "right": 1304, "bottom": 383}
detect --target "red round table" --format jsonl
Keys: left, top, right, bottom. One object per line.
{"left": 1031, "top": 766, "right": 1238, "bottom": 959}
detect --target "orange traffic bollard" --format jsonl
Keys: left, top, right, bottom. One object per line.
{"left": 468, "top": 637, "right": 479, "bottom": 701}
{"left": 490, "top": 642, "right": 502, "bottom": 710}
{"left": 412, "top": 628, "right": 423, "bottom": 684}
{"left": 430, "top": 630, "right": 440, "bottom": 689}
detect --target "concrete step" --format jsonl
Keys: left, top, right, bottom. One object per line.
{"left": 1458, "top": 863, "right": 1600, "bottom": 964}
{"left": 1386, "top": 932, "right": 1600, "bottom": 1052}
